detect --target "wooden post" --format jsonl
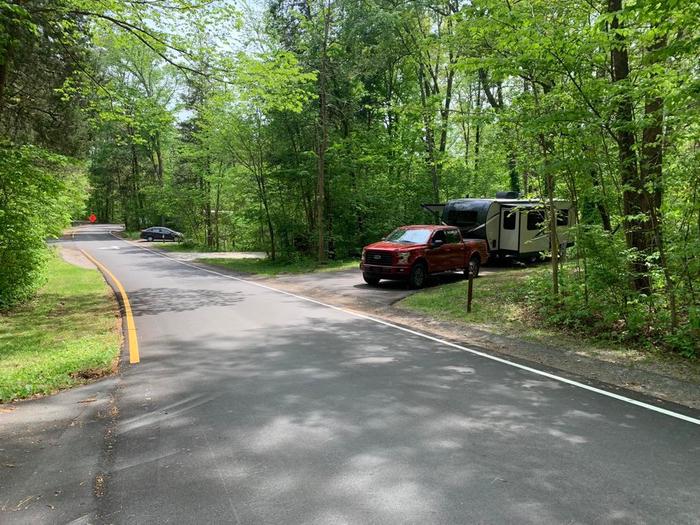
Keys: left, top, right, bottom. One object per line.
{"left": 467, "top": 273, "right": 474, "bottom": 313}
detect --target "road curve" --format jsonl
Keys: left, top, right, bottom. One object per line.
{"left": 1, "top": 225, "right": 699, "bottom": 524}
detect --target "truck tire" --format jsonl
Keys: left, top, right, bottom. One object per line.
{"left": 363, "top": 273, "right": 380, "bottom": 286}
{"left": 409, "top": 262, "right": 427, "bottom": 289}
{"left": 465, "top": 255, "right": 480, "bottom": 278}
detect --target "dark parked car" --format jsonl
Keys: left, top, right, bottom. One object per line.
{"left": 140, "top": 227, "right": 183, "bottom": 242}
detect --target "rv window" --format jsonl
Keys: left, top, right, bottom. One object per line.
{"left": 557, "top": 209, "right": 569, "bottom": 226}
{"left": 502, "top": 210, "right": 516, "bottom": 230}
{"left": 527, "top": 210, "right": 546, "bottom": 230}
{"left": 447, "top": 209, "right": 478, "bottom": 227}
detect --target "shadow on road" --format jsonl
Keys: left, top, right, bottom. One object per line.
{"left": 92, "top": 315, "right": 698, "bottom": 524}
{"left": 127, "top": 287, "right": 244, "bottom": 317}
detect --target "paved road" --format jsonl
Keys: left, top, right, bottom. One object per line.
{"left": 271, "top": 266, "right": 520, "bottom": 311}
{"left": 1, "top": 225, "right": 699, "bottom": 524}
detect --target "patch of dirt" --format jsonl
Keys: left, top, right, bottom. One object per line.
{"left": 70, "top": 368, "right": 112, "bottom": 381}
{"left": 261, "top": 274, "right": 700, "bottom": 410}
{"left": 94, "top": 473, "right": 106, "bottom": 498}
{"left": 58, "top": 245, "right": 95, "bottom": 270}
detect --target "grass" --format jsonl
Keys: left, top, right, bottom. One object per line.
{"left": 0, "top": 251, "right": 121, "bottom": 402}
{"left": 119, "top": 230, "right": 141, "bottom": 240}
{"left": 157, "top": 242, "right": 216, "bottom": 253}
{"left": 400, "top": 264, "right": 542, "bottom": 333}
{"left": 399, "top": 262, "right": 696, "bottom": 361}
{"left": 398, "top": 261, "right": 638, "bottom": 351}
{"left": 196, "top": 257, "right": 359, "bottom": 276}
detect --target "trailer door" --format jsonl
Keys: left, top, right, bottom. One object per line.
{"left": 500, "top": 207, "right": 519, "bottom": 252}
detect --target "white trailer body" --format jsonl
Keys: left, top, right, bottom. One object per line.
{"left": 439, "top": 198, "right": 574, "bottom": 259}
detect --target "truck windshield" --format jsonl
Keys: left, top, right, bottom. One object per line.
{"left": 385, "top": 228, "right": 432, "bottom": 244}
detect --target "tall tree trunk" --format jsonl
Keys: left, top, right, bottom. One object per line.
{"left": 590, "top": 170, "right": 613, "bottom": 231}
{"left": 205, "top": 180, "right": 213, "bottom": 249}
{"left": 608, "top": 0, "right": 650, "bottom": 293}
{"left": 532, "top": 81, "right": 559, "bottom": 296}
{"left": 129, "top": 139, "right": 141, "bottom": 229}
{"left": 548, "top": 171, "right": 560, "bottom": 297}
{"left": 214, "top": 179, "right": 221, "bottom": 251}
{"left": 474, "top": 77, "right": 482, "bottom": 174}
{"left": 316, "top": 1, "right": 331, "bottom": 262}
{"left": 457, "top": 90, "right": 471, "bottom": 169}
{"left": 418, "top": 63, "right": 440, "bottom": 203}
{"left": 0, "top": 59, "right": 8, "bottom": 114}
{"left": 258, "top": 173, "right": 276, "bottom": 261}
{"left": 641, "top": 33, "right": 677, "bottom": 327}
{"left": 438, "top": 55, "right": 455, "bottom": 157}
{"left": 154, "top": 133, "right": 164, "bottom": 183}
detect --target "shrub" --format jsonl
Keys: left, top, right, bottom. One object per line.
{"left": 524, "top": 225, "right": 698, "bottom": 356}
{"left": 0, "top": 143, "right": 85, "bottom": 309}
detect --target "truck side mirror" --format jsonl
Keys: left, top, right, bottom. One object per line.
{"left": 431, "top": 239, "right": 444, "bottom": 248}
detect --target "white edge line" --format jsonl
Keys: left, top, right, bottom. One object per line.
{"left": 108, "top": 231, "right": 700, "bottom": 426}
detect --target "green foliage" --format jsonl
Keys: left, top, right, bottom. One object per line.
{"left": 0, "top": 143, "right": 87, "bottom": 309}
{"left": 523, "top": 232, "right": 698, "bottom": 356}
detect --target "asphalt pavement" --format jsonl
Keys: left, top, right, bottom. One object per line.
{"left": 1, "top": 224, "right": 699, "bottom": 524}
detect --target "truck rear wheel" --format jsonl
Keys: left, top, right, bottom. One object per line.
{"left": 363, "top": 273, "right": 380, "bottom": 286}
{"left": 465, "top": 255, "right": 480, "bottom": 278}
{"left": 409, "top": 262, "right": 427, "bottom": 289}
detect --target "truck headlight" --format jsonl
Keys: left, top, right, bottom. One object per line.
{"left": 397, "top": 252, "right": 410, "bottom": 264}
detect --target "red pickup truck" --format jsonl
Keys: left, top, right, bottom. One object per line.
{"left": 360, "top": 225, "right": 489, "bottom": 288}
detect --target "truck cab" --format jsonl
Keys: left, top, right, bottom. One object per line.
{"left": 360, "top": 225, "right": 489, "bottom": 288}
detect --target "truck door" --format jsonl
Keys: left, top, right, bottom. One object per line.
{"left": 444, "top": 229, "right": 463, "bottom": 270}
{"left": 428, "top": 230, "right": 448, "bottom": 272}
{"left": 500, "top": 207, "right": 519, "bottom": 253}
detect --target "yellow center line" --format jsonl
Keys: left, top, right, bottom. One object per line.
{"left": 80, "top": 249, "right": 140, "bottom": 364}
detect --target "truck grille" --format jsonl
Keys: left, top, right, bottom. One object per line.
{"left": 365, "top": 250, "right": 393, "bottom": 266}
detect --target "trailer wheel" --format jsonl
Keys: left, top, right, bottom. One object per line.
{"left": 409, "top": 262, "right": 427, "bottom": 289}
{"left": 465, "top": 255, "right": 480, "bottom": 278}
{"left": 363, "top": 273, "right": 380, "bottom": 286}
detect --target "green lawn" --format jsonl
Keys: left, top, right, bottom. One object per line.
{"left": 399, "top": 262, "right": 657, "bottom": 353}
{"left": 196, "top": 257, "right": 359, "bottom": 276}
{"left": 399, "top": 265, "right": 541, "bottom": 333}
{"left": 0, "top": 252, "right": 121, "bottom": 402}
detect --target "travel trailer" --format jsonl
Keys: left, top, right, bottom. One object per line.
{"left": 423, "top": 193, "right": 575, "bottom": 260}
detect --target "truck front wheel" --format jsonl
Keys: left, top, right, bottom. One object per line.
{"left": 409, "top": 262, "right": 427, "bottom": 289}
{"left": 363, "top": 273, "right": 381, "bottom": 286}
{"left": 465, "top": 256, "right": 480, "bottom": 278}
